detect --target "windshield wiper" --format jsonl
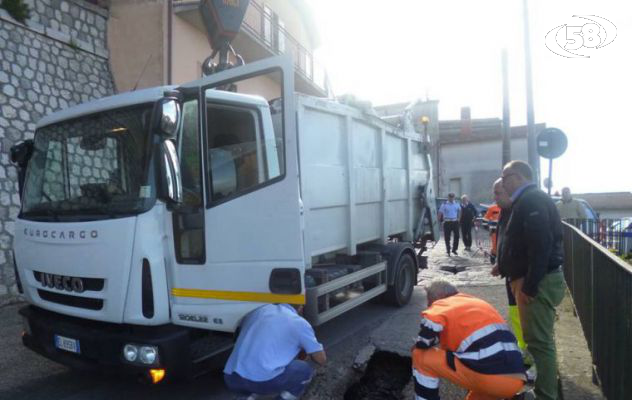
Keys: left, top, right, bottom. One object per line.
{"left": 78, "top": 205, "right": 118, "bottom": 219}
{"left": 23, "top": 208, "right": 60, "bottom": 222}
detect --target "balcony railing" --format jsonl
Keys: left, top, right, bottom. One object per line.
{"left": 240, "top": 0, "right": 328, "bottom": 94}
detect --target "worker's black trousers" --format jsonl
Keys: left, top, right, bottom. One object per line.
{"left": 443, "top": 221, "right": 460, "bottom": 252}
{"left": 461, "top": 222, "right": 473, "bottom": 248}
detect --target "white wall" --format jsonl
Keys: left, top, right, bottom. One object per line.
{"left": 439, "top": 137, "right": 528, "bottom": 204}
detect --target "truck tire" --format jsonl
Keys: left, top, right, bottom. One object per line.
{"left": 384, "top": 253, "right": 415, "bottom": 306}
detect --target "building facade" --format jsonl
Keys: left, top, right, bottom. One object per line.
{"left": 574, "top": 192, "right": 632, "bottom": 219}
{"left": 376, "top": 101, "right": 545, "bottom": 206}
{"left": 108, "top": 0, "right": 327, "bottom": 97}
{"left": 437, "top": 118, "right": 545, "bottom": 205}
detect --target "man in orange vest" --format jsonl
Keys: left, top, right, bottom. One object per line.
{"left": 412, "top": 280, "right": 526, "bottom": 400}
{"left": 483, "top": 202, "right": 502, "bottom": 264}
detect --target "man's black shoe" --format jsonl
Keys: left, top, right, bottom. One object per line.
{"left": 452, "top": 250, "right": 458, "bottom": 256}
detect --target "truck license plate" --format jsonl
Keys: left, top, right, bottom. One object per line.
{"left": 54, "top": 334, "right": 80, "bottom": 354}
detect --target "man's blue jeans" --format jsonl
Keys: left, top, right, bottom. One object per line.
{"left": 224, "top": 360, "right": 313, "bottom": 399}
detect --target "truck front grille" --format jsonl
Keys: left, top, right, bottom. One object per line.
{"left": 37, "top": 289, "right": 104, "bottom": 310}
{"left": 33, "top": 271, "right": 105, "bottom": 292}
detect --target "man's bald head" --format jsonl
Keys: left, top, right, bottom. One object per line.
{"left": 502, "top": 160, "right": 533, "bottom": 196}
{"left": 493, "top": 178, "right": 511, "bottom": 209}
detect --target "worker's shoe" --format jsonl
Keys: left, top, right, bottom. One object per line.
{"left": 510, "top": 389, "right": 535, "bottom": 400}
{"left": 525, "top": 364, "right": 537, "bottom": 385}
{"left": 452, "top": 250, "right": 458, "bottom": 256}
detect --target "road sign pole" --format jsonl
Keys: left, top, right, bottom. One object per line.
{"left": 548, "top": 158, "right": 553, "bottom": 196}
{"left": 536, "top": 127, "right": 567, "bottom": 196}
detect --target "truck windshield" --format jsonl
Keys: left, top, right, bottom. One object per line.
{"left": 21, "top": 104, "right": 156, "bottom": 221}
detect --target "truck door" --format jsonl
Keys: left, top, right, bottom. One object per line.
{"left": 170, "top": 56, "right": 306, "bottom": 332}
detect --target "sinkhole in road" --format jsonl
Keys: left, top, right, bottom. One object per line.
{"left": 344, "top": 351, "right": 412, "bottom": 400}
{"left": 440, "top": 265, "right": 467, "bottom": 274}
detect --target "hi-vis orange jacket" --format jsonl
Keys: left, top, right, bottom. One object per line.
{"left": 483, "top": 204, "right": 502, "bottom": 255}
{"left": 415, "top": 293, "right": 524, "bottom": 375}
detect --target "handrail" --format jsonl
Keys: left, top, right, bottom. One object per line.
{"left": 562, "top": 221, "right": 632, "bottom": 399}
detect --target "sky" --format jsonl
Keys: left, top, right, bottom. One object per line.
{"left": 307, "top": 0, "right": 631, "bottom": 194}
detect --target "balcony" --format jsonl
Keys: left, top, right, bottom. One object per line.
{"left": 173, "top": 0, "right": 329, "bottom": 97}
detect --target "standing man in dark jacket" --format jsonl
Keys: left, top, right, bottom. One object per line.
{"left": 459, "top": 195, "right": 478, "bottom": 251}
{"left": 498, "top": 160, "right": 565, "bottom": 400}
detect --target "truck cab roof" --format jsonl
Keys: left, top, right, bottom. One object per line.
{"left": 37, "top": 85, "right": 270, "bottom": 129}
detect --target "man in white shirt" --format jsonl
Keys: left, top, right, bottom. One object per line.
{"left": 224, "top": 303, "right": 326, "bottom": 400}
{"left": 438, "top": 193, "right": 462, "bottom": 256}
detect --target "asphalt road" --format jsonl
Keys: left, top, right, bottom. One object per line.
{"left": 0, "top": 299, "right": 397, "bottom": 400}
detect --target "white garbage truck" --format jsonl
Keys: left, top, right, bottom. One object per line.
{"left": 10, "top": 55, "right": 439, "bottom": 382}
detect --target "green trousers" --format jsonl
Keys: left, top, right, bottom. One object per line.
{"left": 511, "top": 271, "right": 565, "bottom": 400}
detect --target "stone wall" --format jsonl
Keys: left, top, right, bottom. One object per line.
{"left": 0, "top": 0, "right": 115, "bottom": 300}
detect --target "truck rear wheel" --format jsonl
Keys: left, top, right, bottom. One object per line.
{"left": 384, "top": 253, "right": 415, "bottom": 306}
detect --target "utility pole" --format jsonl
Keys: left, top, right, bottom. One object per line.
{"left": 501, "top": 49, "right": 511, "bottom": 166}
{"left": 523, "top": 0, "right": 539, "bottom": 186}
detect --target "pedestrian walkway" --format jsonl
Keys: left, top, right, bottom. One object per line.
{"left": 411, "top": 240, "right": 605, "bottom": 399}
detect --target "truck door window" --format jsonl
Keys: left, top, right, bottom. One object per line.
{"left": 206, "top": 105, "right": 278, "bottom": 203}
{"left": 179, "top": 100, "right": 203, "bottom": 207}
{"left": 173, "top": 99, "right": 205, "bottom": 264}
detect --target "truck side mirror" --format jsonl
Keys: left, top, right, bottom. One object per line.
{"left": 156, "top": 98, "right": 181, "bottom": 138}
{"left": 157, "top": 140, "right": 183, "bottom": 205}
{"left": 10, "top": 139, "right": 34, "bottom": 201}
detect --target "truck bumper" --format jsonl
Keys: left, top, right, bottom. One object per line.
{"left": 19, "top": 305, "right": 191, "bottom": 379}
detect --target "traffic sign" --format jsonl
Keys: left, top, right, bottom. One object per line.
{"left": 537, "top": 128, "right": 567, "bottom": 159}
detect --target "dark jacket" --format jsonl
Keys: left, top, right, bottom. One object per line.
{"left": 497, "top": 184, "right": 564, "bottom": 296}
{"left": 460, "top": 203, "right": 478, "bottom": 225}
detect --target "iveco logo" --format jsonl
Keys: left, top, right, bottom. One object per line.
{"left": 41, "top": 273, "right": 85, "bottom": 293}
{"left": 24, "top": 228, "right": 98, "bottom": 240}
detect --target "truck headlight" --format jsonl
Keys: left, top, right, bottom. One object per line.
{"left": 123, "top": 344, "right": 138, "bottom": 362}
{"left": 139, "top": 346, "right": 158, "bottom": 365}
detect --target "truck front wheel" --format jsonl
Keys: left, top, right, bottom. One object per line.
{"left": 384, "top": 253, "right": 415, "bottom": 306}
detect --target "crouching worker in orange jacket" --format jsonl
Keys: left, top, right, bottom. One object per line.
{"left": 412, "top": 280, "right": 526, "bottom": 400}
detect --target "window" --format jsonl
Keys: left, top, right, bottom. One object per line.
{"left": 263, "top": 5, "right": 272, "bottom": 45}
{"left": 179, "top": 100, "right": 203, "bottom": 207}
{"left": 174, "top": 99, "right": 205, "bottom": 263}
{"left": 206, "top": 105, "right": 281, "bottom": 203}
{"left": 448, "top": 178, "right": 462, "bottom": 197}
{"left": 277, "top": 19, "right": 285, "bottom": 53}
{"left": 304, "top": 52, "right": 312, "bottom": 79}
{"left": 23, "top": 104, "right": 154, "bottom": 220}
{"left": 262, "top": 4, "right": 284, "bottom": 53}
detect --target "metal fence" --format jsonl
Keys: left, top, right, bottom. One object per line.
{"left": 472, "top": 219, "right": 493, "bottom": 257}
{"left": 563, "top": 222, "right": 632, "bottom": 400}
{"left": 567, "top": 218, "right": 632, "bottom": 256}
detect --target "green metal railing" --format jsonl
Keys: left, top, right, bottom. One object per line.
{"left": 563, "top": 222, "right": 632, "bottom": 400}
